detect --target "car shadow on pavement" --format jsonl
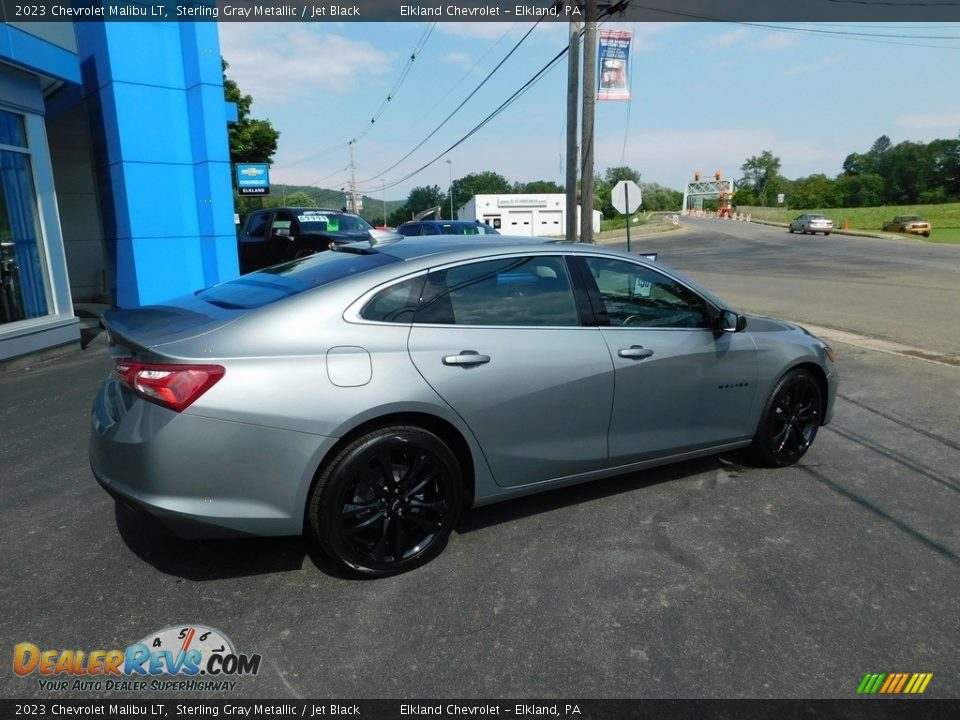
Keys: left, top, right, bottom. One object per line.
{"left": 111, "top": 454, "right": 749, "bottom": 581}
{"left": 456, "top": 454, "right": 743, "bottom": 534}
{"left": 112, "top": 500, "right": 357, "bottom": 581}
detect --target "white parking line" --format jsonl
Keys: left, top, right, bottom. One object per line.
{"left": 797, "top": 323, "right": 960, "bottom": 368}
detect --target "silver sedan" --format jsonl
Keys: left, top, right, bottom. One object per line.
{"left": 90, "top": 237, "right": 837, "bottom": 576}
{"left": 789, "top": 214, "right": 834, "bottom": 235}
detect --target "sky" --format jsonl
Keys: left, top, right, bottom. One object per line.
{"left": 218, "top": 21, "right": 960, "bottom": 203}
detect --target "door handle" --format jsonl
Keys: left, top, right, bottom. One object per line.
{"left": 618, "top": 345, "right": 654, "bottom": 360}
{"left": 442, "top": 350, "right": 491, "bottom": 367}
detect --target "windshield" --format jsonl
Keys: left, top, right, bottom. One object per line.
{"left": 197, "top": 250, "right": 399, "bottom": 309}
{"left": 297, "top": 211, "right": 372, "bottom": 234}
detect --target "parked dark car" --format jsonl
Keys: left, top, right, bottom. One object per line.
{"left": 395, "top": 219, "right": 500, "bottom": 237}
{"left": 237, "top": 207, "right": 374, "bottom": 274}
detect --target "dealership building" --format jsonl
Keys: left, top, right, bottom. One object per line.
{"left": 0, "top": 21, "right": 237, "bottom": 363}
{"left": 458, "top": 193, "right": 602, "bottom": 237}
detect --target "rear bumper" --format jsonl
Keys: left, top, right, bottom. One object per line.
{"left": 89, "top": 381, "right": 336, "bottom": 538}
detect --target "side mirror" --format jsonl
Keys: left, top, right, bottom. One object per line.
{"left": 718, "top": 309, "right": 747, "bottom": 333}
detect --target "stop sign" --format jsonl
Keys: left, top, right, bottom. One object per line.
{"left": 611, "top": 180, "right": 642, "bottom": 214}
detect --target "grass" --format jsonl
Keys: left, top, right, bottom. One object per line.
{"left": 600, "top": 214, "right": 650, "bottom": 232}
{"left": 738, "top": 202, "right": 960, "bottom": 244}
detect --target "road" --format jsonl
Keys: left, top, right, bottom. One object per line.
{"left": 2, "top": 222, "right": 958, "bottom": 700}
{"left": 622, "top": 216, "right": 960, "bottom": 357}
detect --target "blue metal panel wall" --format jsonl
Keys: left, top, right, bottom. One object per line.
{"left": 75, "top": 22, "right": 238, "bottom": 307}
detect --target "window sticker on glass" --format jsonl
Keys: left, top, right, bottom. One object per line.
{"left": 634, "top": 277, "right": 652, "bottom": 297}
{"left": 298, "top": 214, "right": 328, "bottom": 224}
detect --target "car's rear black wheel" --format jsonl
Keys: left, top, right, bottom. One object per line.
{"left": 307, "top": 426, "right": 463, "bottom": 577}
{"left": 749, "top": 369, "right": 823, "bottom": 467}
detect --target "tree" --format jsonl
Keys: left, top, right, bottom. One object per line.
{"left": 224, "top": 59, "right": 281, "bottom": 216}
{"left": 514, "top": 180, "right": 564, "bottom": 194}
{"left": 594, "top": 166, "right": 642, "bottom": 218}
{"left": 739, "top": 151, "right": 782, "bottom": 206}
{"left": 223, "top": 60, "right": 280, "bottom": 166}
{"left": 449, "top": 171, "right": 513, "bottom": 218}
{"left": 640, "top": 182, "right": 682, "bottom": 211}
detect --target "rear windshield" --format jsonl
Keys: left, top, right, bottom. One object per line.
{"left": 197, "top": 251, "right": 399, "bottom": 309}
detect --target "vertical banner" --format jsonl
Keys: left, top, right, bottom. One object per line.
{"left": 597, "top": 30, "right": 632, "bottom": 101}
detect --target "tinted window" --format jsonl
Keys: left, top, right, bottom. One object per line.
{"left": 360, "top": 275, "right": 425, "bottom": 323}
{"left": 396, "top": 224, "right": 420, "bottom": 236}
{"left": 584, "top": 257, "right": 710, "bottom": 329}
{"left": 245, "top": 214, "right": 269, "bottom": 239}
{"left": 416, "top": 256, "right": 578, "bottom": 327}
{"left": 197, "top": 251, "right": 400, "bottom": 310}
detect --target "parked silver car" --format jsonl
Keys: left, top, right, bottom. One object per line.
{"left": 789, "top": 214, "right": 834, "bottom": 235}
{"left": 91, "top": 237, "right": 837, "bottom": 576}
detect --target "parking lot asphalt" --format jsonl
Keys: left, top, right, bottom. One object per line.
{"left": 2, "top": 224, "right": 958, "bottom": 700}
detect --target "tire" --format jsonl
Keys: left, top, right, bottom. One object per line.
{"left": 748, "top": 369, "right": 824, "bottom": 468}
{"left": 307, "top": 426, "right": 463, "bottom": 577}
{"left": 824, "top": 232, "right": 830, "bottom": 236}
{"left": 788, "top": 227, "right": 794, "bottom": 234}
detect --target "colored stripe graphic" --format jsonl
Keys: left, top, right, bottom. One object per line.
{"left": 858, "top": 672, "right": 932, "bottom": 694}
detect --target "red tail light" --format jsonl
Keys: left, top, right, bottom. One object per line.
{"left": 113, "top": 361, "right": 225, "bottom": 413}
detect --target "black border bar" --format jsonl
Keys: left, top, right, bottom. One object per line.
{"left": 3, "top": 700, "right": 960, "bottom": 720}
{"left": 2, "top": 0, "right": 960, "bottom": 23}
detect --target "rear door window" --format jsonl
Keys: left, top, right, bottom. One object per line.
{"left": 415, "top": 256, "right": 579, "bottom": 327}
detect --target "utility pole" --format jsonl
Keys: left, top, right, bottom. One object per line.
{"left": 381, "top": 178, "right": 386, "bottom": 226}
{"left": 565, "top": 18, "right": 581, "bottom": 243}
{"left": 446, "top": 158, "right": 454, "bottom": 219}
{"left": 348, "top": 140, "right": 359, "bottom": 213}
{"left": 580, "top": 0, "right": 597, "bottom": 244}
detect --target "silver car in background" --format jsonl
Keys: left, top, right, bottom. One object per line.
{"left": 90, "top": 237, "right": 837, "bottom": 576}
{"left": 789, "top": 214, "right": 834, "bottom": 236}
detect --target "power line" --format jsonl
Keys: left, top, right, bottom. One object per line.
{"left": 356, "top": 21, "right": 546, "bottom": 187}
{"left": 356, "top": 3, "right": 628, "bottom": 195}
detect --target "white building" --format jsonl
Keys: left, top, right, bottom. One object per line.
{"left": 459, "top": 194, "right": 601, "bottom": 237}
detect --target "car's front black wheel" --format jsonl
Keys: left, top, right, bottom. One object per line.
{"left": 749, "top": 369, "right": 823, "bottom": 467}
{"left": 307, "top": 426, "right": 463, "bottom": 577}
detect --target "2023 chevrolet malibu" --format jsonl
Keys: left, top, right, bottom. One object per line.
{"left": 90, "top": 237, "right": 837, "bottom": 576}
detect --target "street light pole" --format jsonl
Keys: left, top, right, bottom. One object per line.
{"left": 446, "top": 159, "right": 454, "bottom": 219}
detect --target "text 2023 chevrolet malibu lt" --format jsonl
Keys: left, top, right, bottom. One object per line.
{"left": 91, "top": 237, "right": 837, "bottom": 576}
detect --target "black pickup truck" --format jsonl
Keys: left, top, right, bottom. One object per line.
{"left": 237, "top": 207, "right": 374, "bottom": 274}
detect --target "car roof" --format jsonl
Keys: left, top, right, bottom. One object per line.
{"left": 255, "top": 207, "right": 355, "bottom": 215}
{"left": 333, "top": 235, "right": 728, "bottom": 310}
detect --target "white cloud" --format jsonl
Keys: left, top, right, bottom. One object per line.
{"left": 434, "top": 22, "right": 522, "bottom": 41}
{"left": 897, "top": 109, "right": 960, "bottom": 130}
{"left": 756, "top": 31, "right": 797, "bottom": 50}
{"left": 442, "top": 52, "right": 473, "bottom": 68}
{"left": 783, "top": 54, "right": 844, "bottom": 76}
{"left": 219, "top": 24, "right": 393, "bottom": 102}
{"left": 707, "top": 28, "right": 750, "bottom": 48}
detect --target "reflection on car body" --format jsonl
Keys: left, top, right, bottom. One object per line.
{"left": 237, "top": 207, "right": 374, "bottom": 274}
{"left": 91, "top": 236, "right": 837, "bottom": 577}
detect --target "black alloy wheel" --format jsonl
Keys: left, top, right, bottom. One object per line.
{"left": 750, "top": 369, "right": 823, "bottom": 467}
{"left": 308, "top": 426, "right": 463, "bottom": 576}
